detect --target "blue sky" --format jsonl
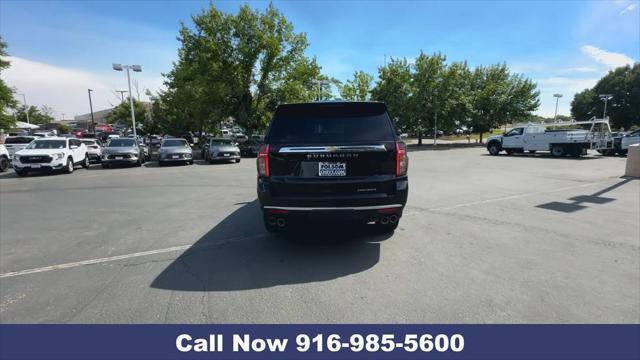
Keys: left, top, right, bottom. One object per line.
{"left": 1, "top": 0, "right": 638, "bottom": 119}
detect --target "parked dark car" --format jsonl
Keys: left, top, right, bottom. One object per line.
{"left": 256, "top": 101, "right": 409, "bottom": 233}
{"left": 239, "top": 140, "right": 262, "bottom": 157}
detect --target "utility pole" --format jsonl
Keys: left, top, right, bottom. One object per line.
{"left": 88, "top": 89, "right": 95, "bottom": 133}
{"left": 19, "top": 93, "right": 30, "bottom": 124}
{"left": 116, "top": 90, "right": 128, "bottom": 103}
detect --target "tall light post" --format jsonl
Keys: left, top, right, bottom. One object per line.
{"left": 599, "top": 94, "right": 613, "bottom": 119}
{"left": 313, "top": 79, "right": 330, "bottom": 101}
{"left": 116, "top": 90, "right": 128, "bottom": 103}
{"left": 433, "top": 89, "right": 438, "bottom": 146}
{"left": 88, "top": 89, "right": 95, "bottom": 133}
{"left": 553, "top": 93, "right": 563, "bottom": 122}
{"left": 19, "top": 93, "right": 30, "bottom": 124}
{"left": 112, "top": 64, "right": 142, "bottom": 141}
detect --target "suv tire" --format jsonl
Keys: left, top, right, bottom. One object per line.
{"left": 82, "top": 155, "right": 90, "bottom": 169}
{"left": 64, "top": 157, "right": 74, "bottom": 174}
{"left": 0, "top": 157, "right": 9, "bottom": 172}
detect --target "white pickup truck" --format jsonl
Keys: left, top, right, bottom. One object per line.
{"left": 487, "top": 119, "right": 612, "bottom": 157}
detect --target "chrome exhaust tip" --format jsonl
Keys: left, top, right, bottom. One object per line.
{"left": 380, "top": 216, "right": 389, "bottom": 225}
{"left": 276, "top": 218, "right": 286, "bottom": 227}
{"left": 267, "top": 217, "right": 277, "bottom": 226}
{"left": 389, "top": 214, "right": 398, "bottom": 224}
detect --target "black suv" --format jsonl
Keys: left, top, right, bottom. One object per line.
{"left": 257, "top": 101, "right": 409, "bottom": 233}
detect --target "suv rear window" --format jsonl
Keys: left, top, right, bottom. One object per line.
{"left": 5, "top": 137, "right": 35, "bottom": 144}
{"left": 267, "top": 102, "right": 395, "bottom": 144}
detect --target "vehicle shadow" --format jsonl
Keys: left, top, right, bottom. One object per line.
{"left": 481, "top": 153, "right": 603, "bottom": 160}
{"left": 150, "top": 201, "right": 387, "bottom": 292}
{"left": 536, "top": 177, "right": 636, "bottom": 213}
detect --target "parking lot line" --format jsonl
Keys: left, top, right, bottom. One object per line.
{"left": 0, "top": 234, "right": 266, "bottom": 279}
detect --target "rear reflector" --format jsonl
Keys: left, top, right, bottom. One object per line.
{"left": 377, "top": 207, "right": 398, "bottom": 214}
{"left": 267, "top": 209, "right": 289, "bottom": 214}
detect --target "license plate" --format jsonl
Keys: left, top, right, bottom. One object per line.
{"left": 31, "top": 164, "right": 41, "bottom": 168}
{"left": 172, "top": 155, "right": 179, "bottom": 159}
{"left": 223, "top": 153, "right": 230, "bottom": 157}
{"left": 318, "top": 162, "right": 346, "bottom": 177}
{"left": 115, "top": 156, "right": 123, "bottom": 160}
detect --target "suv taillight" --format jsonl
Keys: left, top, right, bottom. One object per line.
{"left": 257, "top": 144, "right": 270, "bottom": 176}
{"left": 396, "top": 142, "right": 408, "bottom": 176}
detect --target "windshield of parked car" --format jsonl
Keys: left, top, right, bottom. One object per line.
{"left": 210, "top": 139, "right": 233, "bottom": 146}
{"left": 5, "top": 137, "right": 35, "bottom": 144}
{"left": 107, "top": 139, "right": 135, "bottom": 147}
{"left": 26, "top": 140, "right": 66, "bottom": 149}
{"left": 162, "top": 139, "right": 189, "bottom": 147}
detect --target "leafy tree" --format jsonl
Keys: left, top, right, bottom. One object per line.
{"left": 163, "top": 3, "right": 324, "bottom": 135}
{"left": 339, "top": 71, "right": 373, "bottom": 101}
{"left": 14, "top": 105, "right": 55, "bottom": 126}
{"left": 105, "top": 97, "right": 149, "bottom": 132}
{"left": 0, "top": 37, "right": 18, "bottom": 131}
{"left": 372, "top": 54, "right": 539, "bottom": 144}
{"left": 371, "top": 57, "right": 413, "bottom": 135}
{"left": 571, "top": 64, "right": 639, "bottom": 130}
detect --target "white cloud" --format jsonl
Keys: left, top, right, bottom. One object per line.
{"left": 565, "top": 66, "right": 599, "bottom": 73}
{"left": 619, "top": 3, "right": 637, "bottom": 15}
{"left": 580, "top": 45, "right": 636, "bottom": 68}
{"left": 1, "top": 56, "right": 164, "bottom": 119}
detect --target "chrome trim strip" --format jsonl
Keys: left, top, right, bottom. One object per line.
{"left": 278, "top": 145, "right": 387, "bottom": 153}
{"left": 263, "top": 204, "right": 403, "bottom": 211}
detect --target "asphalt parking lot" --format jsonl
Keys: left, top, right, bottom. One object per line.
{"left": 0, "top": 148, "right": 638, "bottom": 323}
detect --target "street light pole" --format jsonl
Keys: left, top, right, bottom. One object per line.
{"left": 88, "top": 89, "right": 95, "bottom": 133}
{"left": 113, "top": 64, "right": 142, "bottom": 141}
{"left": 553, "top": 93, "right": 563, "bottom": 122}
{"left": 599, "top": 94, "right": 613, "bottom": 119}
{"left": 433, "top": 89, "right": 438, "bottom": 146}
{"left": 19, "top": 93, "right": 30, "bottom": 124}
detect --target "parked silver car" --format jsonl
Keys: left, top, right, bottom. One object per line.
{"left": 202, "top": 138, "right": 241, "bottom": 163}
{"left": 158, "top": 138, "right": 193, "bottom": 166}
{"left": 101, "top": 138, "right": 145, "bottom": 168}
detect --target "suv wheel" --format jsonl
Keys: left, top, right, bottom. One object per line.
{"left": 82, "top": 155, "right": 90, "bottom": 169}
{"left": 235, "top": 158, "right": 241, "bottom": 163}
{"left": 0, "top": 157, "right": 9, "bottom": 172}
{"left": 64, "top": 157, "right": 74, "bottom": 174}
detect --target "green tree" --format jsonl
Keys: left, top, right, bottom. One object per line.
{"left": 371, "top": 57, "right": 413, "bottom": 134}
{"left": 14, "top": 105, "right": 55, "bottom": 126}
{"left": 0, "top": 37, "right": 18, "bottom": 131}
{"left": 163, "top": 3, "right": 324, "bottom": 135}
{"left": 571, "top": 64, "right": 639, "bottom": 130}
{"left": 340, "top": 71, "right": 373, "bottom": 101}
{"left": 105, "top": 98, "right": 149, "bottom": 132}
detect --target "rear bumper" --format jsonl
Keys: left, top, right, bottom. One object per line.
{"left": 257, "top": 176, "right": 408, "bottom": 216}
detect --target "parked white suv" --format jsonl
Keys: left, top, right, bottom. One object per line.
{"left": 12, "top": 137, "right": 89, "bottom": 176}
{"left": 0, "top": 144, "right": 10, "bottom": 172}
